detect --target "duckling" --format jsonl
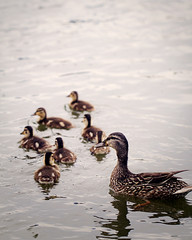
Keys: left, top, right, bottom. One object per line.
{"left": 20, "top": 126, "right": 52, "bottom": 153}
{"left": 82, "top": 114, "right": 105, "bottom": 142}
{"left": 67, "top": 91, "right": 94, "bottom": 112}
{"left": 90, "top": 131, "right": 110, "bottom": 155}
{"left": 96, "top": 132, "right": 192, "bottom": 200}
{"left": 34, "top": 152, "right": 60, "bottom": 184}
{"left": 33, "top": 107, "right": 73, "bottom": 129}
{"left": 53, "top": 137, "right": 77, "bottom": 164}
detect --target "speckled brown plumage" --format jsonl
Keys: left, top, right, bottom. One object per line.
{"left": 20, "top": 126, "right": 52, "bottom": 153}
{"left": 97, "top": 132, "right": 192, "bottom": 199}
{"left": 90, "top": 131, "right": 110, "bottom": 155}
{"left": 67, "top": 91, "right": 94, "bottom": 112}
{"left": 82, "top": 114, "right": 105, "bottom": 142}
{"left": 33, "top": 107, "right": 73, "bottom": 129}
{"left": 34, "top": 152, "right": 60, "bottom": 184}
{"left": 53, "top": 137, "right": 76, "bottom": 164}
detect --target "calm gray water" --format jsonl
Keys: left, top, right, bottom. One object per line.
{"left": 0, "top": 0, "right": 192, "bottom": 239}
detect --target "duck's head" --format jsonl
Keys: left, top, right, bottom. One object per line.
{"left": 96, "top": 132, "right": 129, "bottom": 160}
{"left": 20, "top": 126, "right": 33, "bottom": 138}
{"left": 67, "top": 91, "right": 78, "bottom": 102}
{"left": 55, "top": 137, "right": 64, "bottom": 149}
{"left": 33, "top": 107, "right": 47, "bottom": 121}
{"left": 83, "top": 114, "right": 91, "bottom": 128}
{"left": 44, "top": 152, "right": 55, "bottom": 166}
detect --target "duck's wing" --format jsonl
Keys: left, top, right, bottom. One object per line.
{"left": 138, "top": 170, "right": 188, "bottom": 185}
{"left": 46, "top": 117, "right": 72, "bottom": 128}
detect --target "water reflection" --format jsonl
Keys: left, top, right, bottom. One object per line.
{"left": 95, "top": 195, "right": 133, "bottom": 239}
{"left": 36, "top": 124, "right": 48, "bottom": 132}
{"left": 95, "top": 191, "right": 192, "bottom": 239}
{"left": 93, "top": 154, "right": 108, "bottom": 162}
{"left": 37, "top": 182, "right": 56, "bottom": 195}
{"left": 64, "top": 104, "right": 82, "bottom": 119}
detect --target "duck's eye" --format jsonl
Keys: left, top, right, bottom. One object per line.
{"left": 108, "top": 136, "right": 120, "bottom": 141}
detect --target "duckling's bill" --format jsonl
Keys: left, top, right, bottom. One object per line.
{"left": 95, "top": 142, "right": 105, "bottom": 148}
{"left": 20, "top": 130, "right": 25, "bottom": 135}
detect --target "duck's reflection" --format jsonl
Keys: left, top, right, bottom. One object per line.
{"left": 95, "top": 193, "right": 133, "bottom": 239}
{"left": 95, "top": 190, "right": 192, "bottom": 239}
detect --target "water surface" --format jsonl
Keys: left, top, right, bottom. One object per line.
{"left": 0, "top": 0, "right": 192, "bottom": 239}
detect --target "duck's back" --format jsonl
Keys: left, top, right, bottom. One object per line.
{"left": 82, "top": 126, "right": 102, "bottom": 141}
{"left": 110, "top": 168, "right": 189, "bottom": 199}
{"left": 45, "top": 117, "right": 73, "bottom": 129}
{"left": 70, "top": 100, "right": 94, "bottom": 112}
{"left": 90, "top": 145, "right": 110, "bottom": 155}
{"left": 34, "top": 165, "right": 60, "bottom": 184}
{"left": 53, "top": 148, "right": 76, "bottom": 163}
{"left": 21, "top": 136, "right": 50, "bottom": 152}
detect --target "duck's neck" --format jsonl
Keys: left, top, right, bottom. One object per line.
{"left": 58, "top": 142, "right": 63, "bottom": 149}
{"left": 116, "top": 152, "right": 131, "bottom": 178}
{"left": 38, "top": 115, "right": 47, "bottom": 123}
{"left": 97, "top": 132, "right": 102, "bottom": 143}
{"left": 86, "top": 120, "right": 91, "bottom": 128}
{"left": 72, "top": 95, "right": 78, "bottom": 103}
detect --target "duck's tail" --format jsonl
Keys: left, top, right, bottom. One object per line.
{"left": 173, "top": 186, "right": 192, "bottom": 196}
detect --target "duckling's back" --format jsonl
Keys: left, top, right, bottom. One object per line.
{"left": 34, "top": 165, "right": 60, "bottom": 184}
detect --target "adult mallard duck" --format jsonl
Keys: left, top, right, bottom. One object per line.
{"left": 34, "top": 152, "right": 60, "bottom": 184}
{"left": 33, "top": 107, "right": 73, "bottom": 129}
{"left": 96, "top": 132, "right": 192, "bottom": 200}
{"left": 90, "top": 131, "right": 110, "bottom": 155}
{"left": 20, "top": 126, "right": 52, "bottom": 153}
{"left": 67, "top": 91, "right": 94, "bottom": 112}
{"left": 82, "top": 114, "right": 105, "bottom": 142}
{"left": 53, "top": 137, "right": 77, "bottom": 164}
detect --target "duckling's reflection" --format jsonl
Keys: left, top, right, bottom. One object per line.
{"left": 94, "top": 154, "right": 107, "bottom": 162}
{"left": 64, "top": 104, "right": 82, "bottom": 119}
{"left": 37, "top": 182, "right": 56, "bottom": 195}
{"left": 36, "top": 124, "right": 48, "bottom": 132}
{"left": 96, "top": 190, "right": 192, "bottom": 239}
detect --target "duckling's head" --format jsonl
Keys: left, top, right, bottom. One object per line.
{"left": 55, "top": 137, "right": 64, "bottom": 149}
{"left": 67, "top": 91, "right": 78, "bottom": 102}
{"left": 97, "top": 132, "right": 129, "bottom": 161}
{"left": 83, "top": 114, "right": 91, "bottom": 128}
{"left": 44, "top": 152, "right": 55, "bottom": 166}
{"left": 33, "top": 107, "right": 47, "bottom": 121}
{"left": 20, "top": 126, "right": 33, "bottom": 138}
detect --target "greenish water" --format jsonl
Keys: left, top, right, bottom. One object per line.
{"left": 0, "top": 0, "right": 192, "bottom": 239}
